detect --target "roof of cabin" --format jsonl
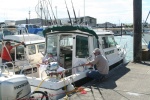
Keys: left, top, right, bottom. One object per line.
{"left": 94, "top": 29, "right": 114, "bottom": 35}
{"left": 43, "top": 26, "right": 98, "bottom": 39}
{"left": 2, "top": 34, "right": 45, "bottom": 44}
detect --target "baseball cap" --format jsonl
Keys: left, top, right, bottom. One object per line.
{"left": 93, "top": 48, "right": 100, "bottom": 53}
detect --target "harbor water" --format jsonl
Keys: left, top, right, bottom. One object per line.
{"left": 115, "top": 35, "right": 133, "bottom": 62}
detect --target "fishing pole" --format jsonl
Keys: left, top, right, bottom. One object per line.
{"left": 45, "top": 1, "right": 54, "bottom": 25}
{"left": 71, "top": 0, "right": 77, "bottom": 24}
{"left": 64, "top": 0, "right": 73, "bottom": 26}
{"left": 47, "top": 0, "right": 58, "bottom": 25}
{"left": 41, "top": 0, "right": 47, "bottom": 24}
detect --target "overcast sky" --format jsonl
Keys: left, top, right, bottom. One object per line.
{"left": 0, "top": 0, "right": 149, "bottom": 24}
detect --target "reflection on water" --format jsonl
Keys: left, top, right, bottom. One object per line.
{"left": 114, "top": 35, "right": 133, "bottom": 62}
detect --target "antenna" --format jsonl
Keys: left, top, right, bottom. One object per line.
{"left": 71, "top": 0, "right": 77, "bottom": 24}
{"left": 64, "top": 0, "right": 73, "bottom": 26}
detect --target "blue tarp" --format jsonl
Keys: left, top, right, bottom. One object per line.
{"left": 28, "top": 28, "right": 43, "bottom": 34}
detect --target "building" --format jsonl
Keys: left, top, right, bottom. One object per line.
{"left": 97, "top": 22, "right": 116, "bottom": 28}
{"left": 13, "top": 16, "right": 97, "bottom": 27}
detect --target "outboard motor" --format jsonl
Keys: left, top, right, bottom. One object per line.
{"left": 0, "top": 74, "right": 31, "bottom": 100}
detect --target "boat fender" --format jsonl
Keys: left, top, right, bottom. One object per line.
{"left": 67, "top": 84, "right": 75, "bottom": 92}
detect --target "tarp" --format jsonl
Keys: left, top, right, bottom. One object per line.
{"left": 28, "top": 28, "right": 43, "bottom": 34}
{"left": 43, "top": 26, "right": 98, "bottom": 39}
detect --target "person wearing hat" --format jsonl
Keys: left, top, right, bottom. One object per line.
{"left": 82, "top": 48, "right": 109, "bottom": 82}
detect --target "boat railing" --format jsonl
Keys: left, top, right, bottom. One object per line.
{"left": 0, "top": 61, "right": 34, "bottom": 76}
{"left": 0, "top": 62, "right": 15, "bottom": 75}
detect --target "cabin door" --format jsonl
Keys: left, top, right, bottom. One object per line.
{"left": 59, "top": 34, "right": 73, "bottom": 76}
{"left": 72, "top": 35, "right": 90, "bottom": 74}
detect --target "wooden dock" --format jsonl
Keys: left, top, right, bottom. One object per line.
{"left": 67, "top": 61, "right": 150, "bottom": 100}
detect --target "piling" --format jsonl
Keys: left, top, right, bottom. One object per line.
{"left": 133, "top": 0, "right": 142, "bottom": 62}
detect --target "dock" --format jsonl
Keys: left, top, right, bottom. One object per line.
{"left": 67, "top": 61, "right": 150, "bottom": 100}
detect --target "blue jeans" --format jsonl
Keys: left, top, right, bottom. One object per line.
{"left": 87, "top": 70, "right": 106, "bottom": 80}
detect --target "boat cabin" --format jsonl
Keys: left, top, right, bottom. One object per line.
{"left": 0, "top": 34, "right": 45, "bottom": 76}
{"left": 43, "top": 26, "right": 125, "bottom": 76}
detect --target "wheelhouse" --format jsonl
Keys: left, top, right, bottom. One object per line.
{"left": 44, "top": 26, "right": 124, "bottom": 76}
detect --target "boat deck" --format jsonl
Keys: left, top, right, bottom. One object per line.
{"left": 66, "top": 61, "right": 150, "bottom": 100}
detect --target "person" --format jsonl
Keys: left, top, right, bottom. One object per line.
{"left": 37, "top": 53, "right": 65, "bottom": 78}
{"left": 82, "top": 48, "right": 109, "bottom": 82}
{"left": 37, "top": 53, "right": 63, "bottom": 67}
{"left": 42, "top": 53, "right": 57, "bottom": 64}
{"left": 1, "top": 41, "right": 24, "bottom": 67}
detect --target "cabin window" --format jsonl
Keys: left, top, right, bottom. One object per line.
{"left": 102, "top": 36, "right": 116, "bottom": 49}
{"left": 60, "top": 35, "right": 73, "bottom": 60}
{"left": 93, "top": 37, "right": 98, "bottom": 48}
{"left": 37, "top": 43, "right": 45, "bottom": 53}
{"left": 76, "top": 35, "right": 89, "bottom": 58}
{"left": 46, "top": 35, "right": 58, "bottom": 56}
{"left": 60, "top": 35, "right": 73, "bottom": 46}
{"left": 28, "top": 45, "right": 36, "bottom": 55}
{"left": 16, "top": 46, "right": 25, "bottom": 60}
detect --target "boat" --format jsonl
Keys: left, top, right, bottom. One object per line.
{"left": 0, "top": 34, "right": 45, "bottom": 77}
{"left": 0, "top": 23, "right": 45, "bottom": 77}
{"left": 18, "top": 24, "right": 44, "bottom": 36}
{"left": 142, "top": 28, "right": 150, "bottom": 45}
{"left": 26, "top": 25, "right": 127, "bottom": 100}
{"left": 0, "top": 21, "right": 51, "bottom": 99}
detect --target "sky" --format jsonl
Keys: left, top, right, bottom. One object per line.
{"left": 0, "top": 0, "right": 149, "bottom": 24}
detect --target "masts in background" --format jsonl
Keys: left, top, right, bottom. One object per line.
{"left": 47, "top": 0, "right": 58, "bottom": 25}
{"left": 71, "top": 0, "right": 77, "bottom": 24}
{"left": 64, "top": 0, "right": 73, "bottom": 26}
{"left": 35, "top": 0, "right": 58, "bottom": 26}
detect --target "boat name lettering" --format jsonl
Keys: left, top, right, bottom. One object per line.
{"left": 14, "top": 81, "right": 29, "bottom": 90}
{"left": 105, "top": 50, "right": 114, "bottom": 55}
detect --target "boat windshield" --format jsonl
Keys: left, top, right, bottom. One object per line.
{"left": 46, "top": 35, "right": 58, "bottom": 56}
{"left": 2, "top": 27, "right": 27, "bottom": 36}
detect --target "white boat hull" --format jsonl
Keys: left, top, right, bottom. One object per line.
{"left": 28, "top": 70, "right": 90, "bottom": 100}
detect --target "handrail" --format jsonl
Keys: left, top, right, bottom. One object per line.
{"left": 1, "top": 62, "right": 15, "bottom": 75}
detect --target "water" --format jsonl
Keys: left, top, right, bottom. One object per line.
{"left": 115, "top": 35, "right": 133, "bottom": 62}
